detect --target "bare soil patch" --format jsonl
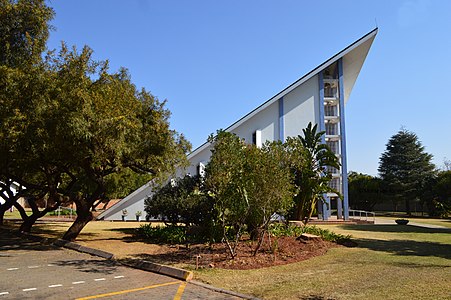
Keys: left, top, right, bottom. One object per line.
{"left": 123, "top": 236, "right": 338, "bottom": 270}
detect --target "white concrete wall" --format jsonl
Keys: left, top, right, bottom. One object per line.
{"left": 283, "top": 75, "right": 320, "bottom": 138}
{"left": 231, "top": 100, "right": 279, "bottom": 145}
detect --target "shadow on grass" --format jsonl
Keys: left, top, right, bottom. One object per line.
{"left": 355, "top": 238, "right": 451, "bottom": 260}
{"left": 337, "top": 224, "right": 451, "bottom": 234}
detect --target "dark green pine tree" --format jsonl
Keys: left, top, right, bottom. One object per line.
{"left": 378, "top": 129, "right": 435, "bottom": 215}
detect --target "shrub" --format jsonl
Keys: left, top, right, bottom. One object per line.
{"left": 136, "top": 224, "right": 187, "bottom": 244}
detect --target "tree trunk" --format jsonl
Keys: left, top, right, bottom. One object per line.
{"left": 19, "top": 214, "right": 39, "bottom": 233}
{"left": 0, "top": 207, "right": 6, "bottom": 226}
{"left": 62, "top": 208, "right": 93, "bottom": 241}
{"left": 405, "top": 198, "right": 411, "bottom": 216}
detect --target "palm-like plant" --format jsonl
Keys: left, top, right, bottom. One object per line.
{"left": 286, "top": 122, "right": 340, "bottom": 223}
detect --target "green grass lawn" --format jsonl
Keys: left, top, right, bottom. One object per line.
{"left": 196, "top": 219, "right": 451, "bottom": 300}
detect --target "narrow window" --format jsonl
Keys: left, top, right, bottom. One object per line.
{"left": 252, "top": 130, "right": 262, "bottom": 148}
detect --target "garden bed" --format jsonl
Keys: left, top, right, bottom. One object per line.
{"left": 126, "top": 235, "right": 338, "bottom": 270}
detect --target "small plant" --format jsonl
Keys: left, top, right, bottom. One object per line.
{"left": 122, "top": 209, "right": 128, "bottom": 216}
{"left": 135, "top": 211, "right": 142, "bottom": 217}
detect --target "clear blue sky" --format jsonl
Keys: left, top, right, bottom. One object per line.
{"left": 45, "top": 0, "right": 451, "bottom": 176}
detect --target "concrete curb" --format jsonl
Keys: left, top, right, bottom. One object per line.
{"left": 121, "top": 259, "right": 193, "bottom": 281}
{"left": 190, "top": 280, "right": 261, "bottom": 300}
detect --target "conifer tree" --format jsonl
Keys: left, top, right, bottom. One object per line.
{"left": 378, "top": 129, "right": 435, "bottom": 215}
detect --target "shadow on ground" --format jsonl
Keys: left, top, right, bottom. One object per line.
{"left": 354, "top": 238, "right": 451, "bottom": 260}
{"left": 53, "top": 259, "right": 119, "bottom": 274}
{"left": 337, "top": 224, "right": 451, "bottom": 234}
{"left": 0, "top": 227, "right": 57, "bottom": 252}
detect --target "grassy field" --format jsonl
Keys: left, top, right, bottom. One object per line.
{"left": 4, "top": 217, "right": 450, "bottom": 299}
{"left": 195, "top": 219, "right": 451, "bottom": 300}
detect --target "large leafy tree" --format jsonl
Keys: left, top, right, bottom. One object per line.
{"left": 0, "top": 0, "right": 55, "bottom": 224}
{"left": 0, "top": 6, "right": 190, "bottom": 238}
{"left": 285, "top": 122, "right": 340, "bottom": 223}
{"left": 378, "top": 129, "right": 435, "bottom": 215}
{"left": 0, "top": 0, "right": 54, "bottom": 68}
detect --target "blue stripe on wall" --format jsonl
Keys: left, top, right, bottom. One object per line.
{"left": 279, "top": 97, "right": 284, "bottom": 142}
{"left": 338, "top": 58, "right": 349, "bottom": 220}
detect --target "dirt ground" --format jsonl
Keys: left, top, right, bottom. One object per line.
{"left": 106, "top": 234, "right": 338, "bottom": 271}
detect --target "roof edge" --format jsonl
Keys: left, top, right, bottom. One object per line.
{"left": 188, "top": 28, "right": 378, "bottom": 159}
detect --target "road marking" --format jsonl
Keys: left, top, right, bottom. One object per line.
{"left": 0, "top": 292, "right": 9, "bottom": 296}
{"left": 49, "top": 284, "right": 63, "bottom": 288}
{"left": 72, "top": 281, "right": 85, "bottom": 285}
{"left": 7, "top": 268, "right": 19, "bottom": 271}
{"left": 173, "top": 282, "right": 187, "bottom": 300}
{"left": 76, "top": 281, "right": 180, "bottom": 300}
{"left": 94, "top": 278, "right": 106, "bottom": 281}
{"left": 113, "top": 276, "right": 125, "bottom": 279}
{"left": 28, "top": 265, "right": 39, "bottom": 269}
{"left": 23, "top": 288, "right": 37, "bottom": 292}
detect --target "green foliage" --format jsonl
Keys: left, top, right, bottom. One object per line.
{"left": 145, "top": 175, "right": 213, "bottom": 227}
{"left": 204, "top": 130, "right": 295, "bottom": 257}
{"left": 285, "top": 122, "right": 340, "bottom": 223}
{"left": 430, "top": 171, "right": 451, "bottom": 217}
{"left": 348, "top": 172, "right": 387, "bottom": 211}
{"left": 379, "top": 129, "right": 436, "bottom": 215}
{"left": 0, "top": 0, "right": 55, "bottom": 68}
{"left": 136, "top": 224, "right": 187, "bottom": 244}
{"left": 0, "top": 1, "right": 190, "bottom": 238}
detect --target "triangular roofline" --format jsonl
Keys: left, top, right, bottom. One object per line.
{"left": 97, "top": 28, "right": 378, "bottom": 220}
{"left": 188, "top": 28, "right": 378, "bottom": 159}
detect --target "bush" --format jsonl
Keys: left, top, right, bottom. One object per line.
{"left": 135, "top": 224, "right": 224, "bottom": 244}
{"left": 136, "top": 224, "right": 187, "bottom": 244}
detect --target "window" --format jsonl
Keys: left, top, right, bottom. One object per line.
{"left": 326, "top": 123, "right": 338, "bottom": 135}
{"left": 324, "top": 82, "right": 338, "bottom": 98}
{"left": 325, "top": 105, "right": 338, "bottom": 117}
{"left": 327, "top": 166, "right": 339, "bottom": 174}
{"left": 252, "top": 130, "right": 262, "bottom": 148}
{"left": 326, "top": 141, "right": 339, "bottom": 154}
{"left": 329, "top": 178, "right": 340, "bottom": 190}
{"left": 197, "top": 162, "right": 205, "bottom": 177}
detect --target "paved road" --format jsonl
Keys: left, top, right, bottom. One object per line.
{"left": 0, "top": 230, "right": 241, "bottom": 299}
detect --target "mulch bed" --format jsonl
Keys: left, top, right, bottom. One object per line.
{"left": 134, "top": 236, "right": 339, "bottom": 270}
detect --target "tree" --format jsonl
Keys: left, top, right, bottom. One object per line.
{"left": 285, "top": 122, "right": 340, "bottom": 223}
{"left": 204, "top": 131, "right": 294, "bottom": 257}
{"left": 0, "top": 0, "right": 54, "bottom": 68}
{"left": 431, "top": 171, "right": 451, "bottom": 217}
{"left": 378, "top": 129, "right": 435, "bottom": 215}
{"left": 245, "top": 141, "right": 294, "bottom": 255}
{"left": 204, "top": 130, "right": 249, "bottom": 258}
{"left": 0, "top": 0, "right": 55, "bottom": 225}
{"left": 348, "top": 172, "right": 386, "bottom": 211}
